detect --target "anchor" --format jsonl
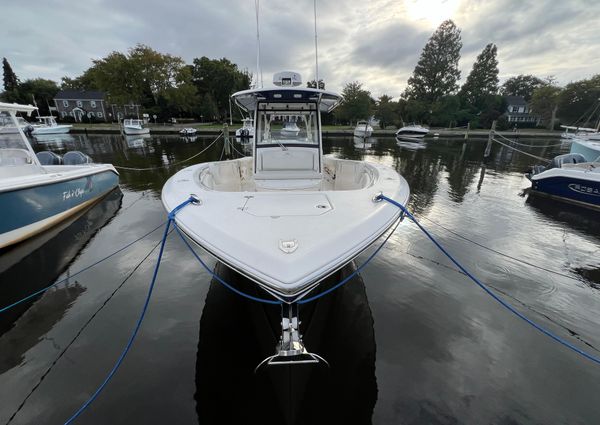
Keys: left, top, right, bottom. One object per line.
{"left": 255, "top": 302, "right": 329, "bottom": 372}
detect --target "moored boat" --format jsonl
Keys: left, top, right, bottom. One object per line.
{"left": 395, "top": 124, "right": 429, "bottom": 139}
{"left": 0, "top": 102, "right": 119, "bottom": 249}
{"left": 30, "top": 116, "right": 72, "bottom": 135}
{"left": 235, "top": 118, "right": 255, "bottom": 139}
{"left": 180, "top": 127, "right": 197, "bottom": 136}
{"left": 161, "top": 71, "right": 409, "bottom": 366}
{"left": 526, "top": 153, "right": 600, "bottom": 210}
{"left": 353, "top": 121, "right": 373, "bottom": 138}
{"left": 123, "top": 119, "right": 150, "bottom": 135}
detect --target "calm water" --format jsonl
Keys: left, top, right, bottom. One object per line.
{"left": 1, "top": 133, "right": 600, "bottom": 424}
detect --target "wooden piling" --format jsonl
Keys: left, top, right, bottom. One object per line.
{"left": 484, "top": 120, "right": 496, "bottom": 158}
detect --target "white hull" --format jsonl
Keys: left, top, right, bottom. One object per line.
{"left": 396, "top": 125, "right": 428, "bottom": 138}
{"left": 162, "top": 156, "right": 408, "bottom": 301}
{"left": 31, "top": 124, "right": 72, "bottom": 135}
{"left": 353, "top": 129, "right": 373, "bottom": 137}
{"left": 123, "top": 126, "right": 150, "bottom": 135}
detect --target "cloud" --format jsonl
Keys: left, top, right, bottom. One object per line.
{"left": 1, "top": 0, "right": 599, "bottom": 98}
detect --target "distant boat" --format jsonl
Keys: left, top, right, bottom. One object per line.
{"left": 180, "top": 127, "right": 197, "bottom": 135}
{"left": 353, "top": 121, "right": 373, "bottom": 138}
{"left": 123, "top": 119, "right": 150, "bottom": 135}
{"left": 235, "top": 118, "right": 255, "bottom": 138}
{"left": 395, "top": 124, "right": 429, "bottom": 139}
{"left": 0, "top": 102, "right": 119, "bottom": 249}
{"left": 280, "top": 120, "right": 300, "bottom": 136}
{"left": 560, "top": 125, "right": 600, "bottom": 141}
{"left": 30, "top": 116, "right": 72, "bottom": 135}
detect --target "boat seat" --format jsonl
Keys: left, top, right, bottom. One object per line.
{"left": 333, "top": 161, "right": 370, "bottom": 190}
{"left": 207, "top": 161, "right": 242, "bottom": 191}
{"left": 255, "top": 147, "right": 321, "bottom": 180}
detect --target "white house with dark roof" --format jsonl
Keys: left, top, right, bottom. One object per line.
{"left": 504, "top": 95, "right": 539, "bottom": 125}
{"left": 53, "top": 90, "right": 108, "bottom": 122}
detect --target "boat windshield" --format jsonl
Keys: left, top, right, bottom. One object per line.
{"left": 255, "top": 109, "right": 319, "bottom": 146}
{"left": 0, "top": 112, "right": 29, "bottom": 150}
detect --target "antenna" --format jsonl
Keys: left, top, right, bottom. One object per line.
{"left": 313, "top": 0, "right": 319, "bottom": 87}
{"left": 255, "top": 0, "right": 263, "bottom": 88}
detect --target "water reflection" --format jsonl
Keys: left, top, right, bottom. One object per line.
{"left": 195, "top": 262, "right": 377, "bottom": 425}
{"left": 0, "top": 188, "right": 122, "bottom": 338}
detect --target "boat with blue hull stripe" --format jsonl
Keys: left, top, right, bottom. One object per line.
{"left": 1, "top": 170, "right": 119, "bottom": 235}
{"left": 531, "top": 174, "right": 600, "bottom": 210}
{"left": 1, "top": 101, "right": 119, "bottom": 248}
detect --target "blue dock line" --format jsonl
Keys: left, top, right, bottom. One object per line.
{"left": 377, "top": 194, "right": 600, "bottom": 366}
{"left": 63, "top": 198, "right": 195, "bottom": 424}
{"left": 0, "top": 221, "right": 166, "bottom": 314}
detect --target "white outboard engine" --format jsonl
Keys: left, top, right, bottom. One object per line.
{"left": 63, "top": 151, "right": 93, "bottom": 165}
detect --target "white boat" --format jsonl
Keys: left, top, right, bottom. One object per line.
{"left": 123, "top": 119, "right": 150, "bottom": 135}
{"left": 560, "top": 125, "right": 600, "bottom": 140}
{"left": 162, "top": 71, "right": 409, "bottom": 365}
{"left": 235, "top": 118, "right": 255, "bottom": 138}
{"left": 0, "top": 102, "right": 119, "bottom": 249}
{"left": 395, "top": 124, "right": 429, "bottom": 139}
{"left": 180, "top": 127, "right": 197, "bottom": 135}
{"left": 30, "top": 116, "right": 72, "bottom": 135}
{"left": 353, "top": 121, "right": 373, "bottom": 138}
{"left": 280, "top": 120, "right": 300, "bottom": 136}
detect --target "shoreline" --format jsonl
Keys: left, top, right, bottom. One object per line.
{"left": 70, "top": 125, "right": 563, "bottom": 139}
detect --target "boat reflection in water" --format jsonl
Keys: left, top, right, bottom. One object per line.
{"left": 124, "top": 134, "right": 151, "bottom": 149}
{"left": 0, "top": 188, "right": 122, "bottom": 344}
{"left": 195, "top": 262, "right": 377, "bottom": 425}
{"left": 353, "top": 135, "right": 375, "bottom": 150}
{"left": 396, "top": 136, "right": 427, "bottom": 150}
{"left": 32, "top": 133, "right": 76, "bottom": 150}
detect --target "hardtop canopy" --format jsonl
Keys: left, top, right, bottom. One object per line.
{"left": 232, "top": 87, "right": 342, "bottom": 113}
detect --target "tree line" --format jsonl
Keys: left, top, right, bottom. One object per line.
{"left": 3, "top": 31, "right": 599, "bottom": 129}
{"left": 333, "top": 20, "right": 600, "bottom": 130}
{"left": 1, "top": 45, "right": 250, "bottom": 122}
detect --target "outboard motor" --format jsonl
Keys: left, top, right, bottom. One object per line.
{"left": 36, "top": 151, "right": 63, "bottom": 165}
{"left": 548, "top": 153, "right": 587, "bottom": 169}
{"left": 63, "top": 151, "right": 93, "bottom": 165}
{"left": 527, "top": 153, "right": 588, "bottom": 179}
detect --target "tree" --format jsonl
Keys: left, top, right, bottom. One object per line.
{"left": 2, "top": 78, "right": 59, "bottom": 115}
{"left": 404, "top": 20, "right": 462, "bottom": 102}
{"left": 459, "top": 43, "right": 499, "bottom": 107}
{"left": 374, "top": 95, "right": 397, "bottom": 129}
{"left": 334, "top": 82, "right": 374, "bottom": 125}
{"left": 531, "top": 85, "right": 562, "bottom": 129}
{"left": 500, "top": 74, "right": 545, "bottom": 101}
{"left": 2, "top": 58, "right": 19, "bottom": 92}
{"left": 557, "top": 74, "right": 600, "bottom": 125}
{"left": 191, "top": 57, "right": 251, "bottom": 120}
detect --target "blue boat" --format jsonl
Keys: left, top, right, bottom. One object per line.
{"left": 527, "top": 153, "right": 600, "bottom": 210}
{"left": 0, "top": 102, "right": 119, "bottom": 249}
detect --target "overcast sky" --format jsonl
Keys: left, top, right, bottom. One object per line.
{"left": 2, "top": 0, "right": 599, "bottom": 98}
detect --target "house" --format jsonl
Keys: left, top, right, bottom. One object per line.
{"left": 53, "top": 90, "right": 108, "bottom": 122}
{"left": 504, "top": 96, "right": 539, "bottom": 125}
